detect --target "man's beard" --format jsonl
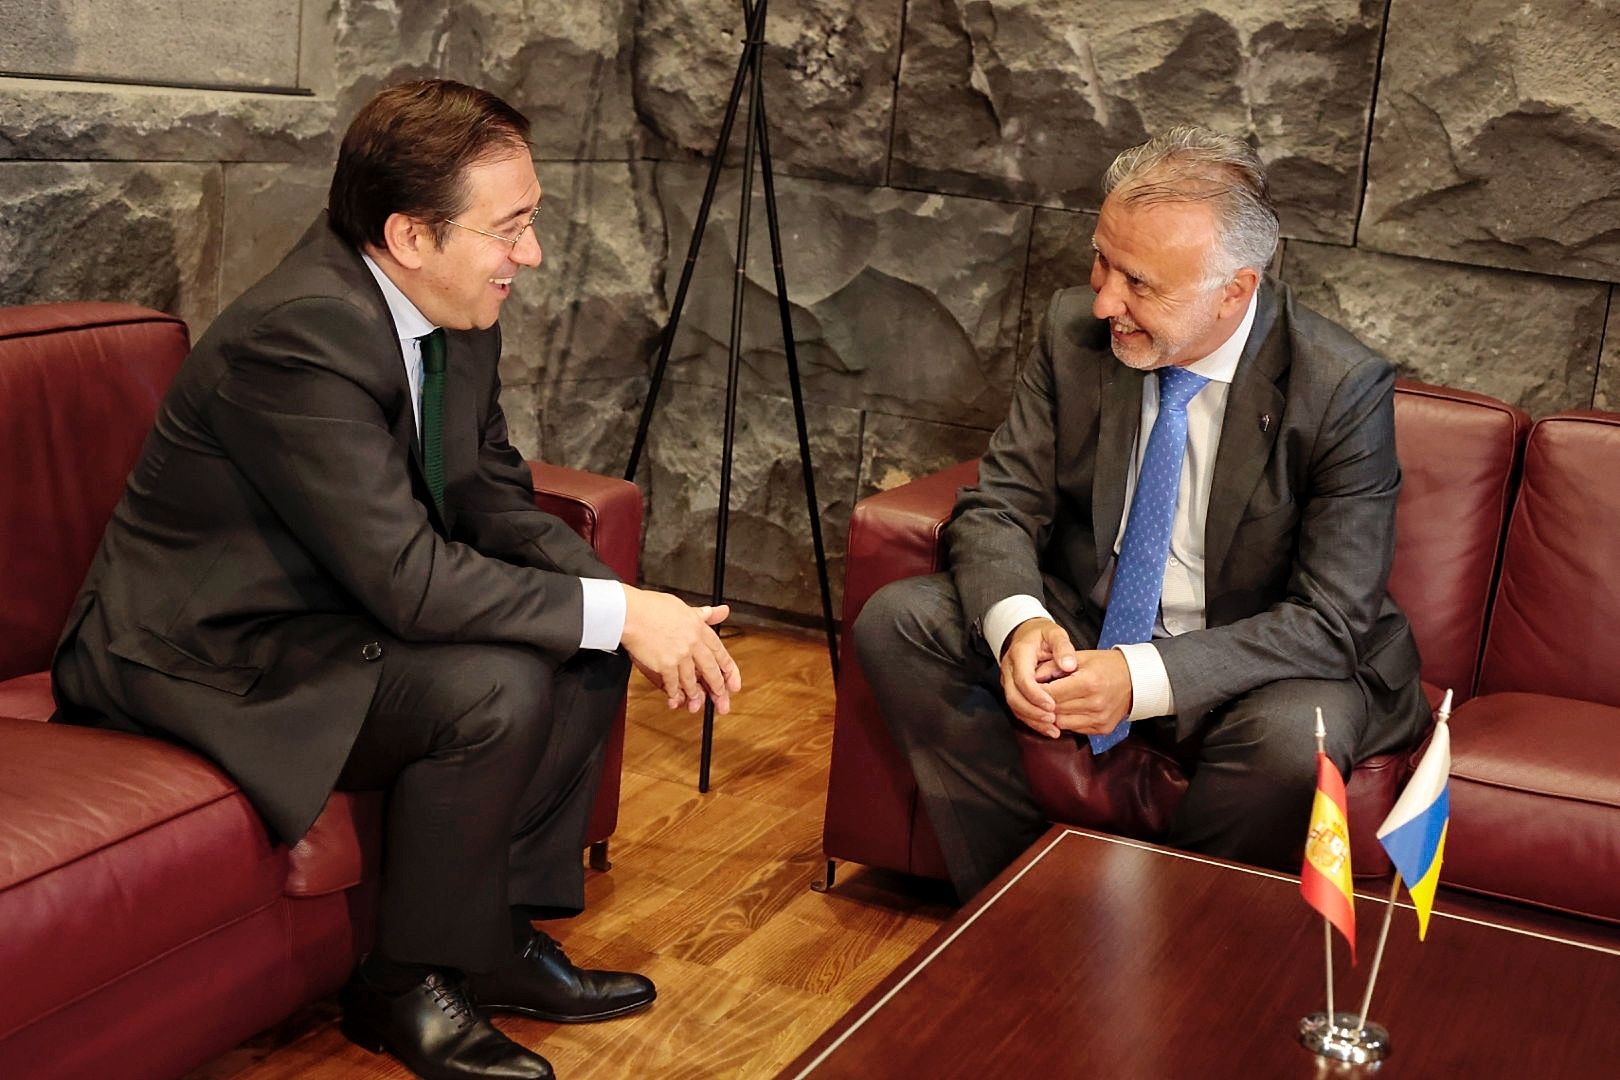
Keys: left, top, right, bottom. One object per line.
{"left": 1107, "top": 313, "right": 1206, "bottom": 370}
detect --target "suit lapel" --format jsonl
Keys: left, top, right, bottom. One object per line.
{"left": 330, "top": 231, "right": 449, "bottom": 534}
{"left": 1203, "top": 282, "right": 1287, "bottom": 596}
{"left": 1093, "top": 359, "right": 1145, "bottom": 573}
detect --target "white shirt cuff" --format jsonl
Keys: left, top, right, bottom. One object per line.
{"left": 578, "top": 577, "right": 626, "bottom": 652}
{"left": 983, "top": 594, "right": 1054, "bottom": 659}
{"left": 1116, "top": 642, "right": 1175, "bottom": 721}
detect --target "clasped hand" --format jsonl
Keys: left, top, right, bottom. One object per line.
{"left": 998, "top": 618, "right": 1132, "bottom": 739}
{"left": 619, "top": 585, "right": 744, "bottom": 714}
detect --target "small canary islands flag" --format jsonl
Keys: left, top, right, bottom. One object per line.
{"left": 1377, "top": 718, "right": 1451, "bottom": 940}
{"left": 1301, "top": 751, "right": 1356, "bottom": 961}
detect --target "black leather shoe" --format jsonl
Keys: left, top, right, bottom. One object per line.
{"left": 340, "top": 969, "right": 555, "bottom": 1080}
{"left": 469, "top": 931, "right": 656, "bottom": 1023}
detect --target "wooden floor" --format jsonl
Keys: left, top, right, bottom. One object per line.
{"left": 187, "top": 628, "right": 954, "bottom": 1080}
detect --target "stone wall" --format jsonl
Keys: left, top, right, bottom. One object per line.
{"left": 3, "top": 0, "right": 1616, "bottom": 623}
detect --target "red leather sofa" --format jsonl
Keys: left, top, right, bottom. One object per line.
{"left": 822, "top": 380, "right": 1620, "bottom": 926}
{"left": 0, "top": 303, "right": 643, "bottom": 1080}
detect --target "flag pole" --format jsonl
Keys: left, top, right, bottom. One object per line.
{"left": 1359, "top": 688, "right": 1454, "bottom": 1035}
{"left": 1355, "top": 873, "right": 1402, "bottom": 1034}
{"left": 1314, "top": 707, "right": 1336, "bottom": 1031}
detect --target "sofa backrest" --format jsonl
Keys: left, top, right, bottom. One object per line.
{"left": 1478, "top": 411, "right": 1620, "bottom": 706}
{"left": 0, "top": 303, "right": 189, "bottom": 681}
{"left": 1387, "top": 380, "right": 1530, "bottom": 703}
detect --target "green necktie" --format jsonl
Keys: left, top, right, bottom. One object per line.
{"left": 418, "top": 329, "right": 446, "bottom": 516}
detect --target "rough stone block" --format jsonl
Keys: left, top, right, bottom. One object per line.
{"left": 220, "top": 163, "right": 331, "bottom": 307}
{"left": 1360, "top": 0, "right": 1620, "bottom": 284}
{"left": 641, "top": 381, "right": 857, "bottom": 618}
{"left": 0, "top": 80, "right": 334, "bottom": 163}
{"left": 332, "top": 0, "right": 450, "bottom": 127}
{"left": 858, "top": 412, "right": 992, "bottom": 499}
{"left": 444, "top": 0, "right": 640, "bottom": 162}
{"left": 889, "top": 0, "right": 1382, "bottom": 242}
{"left": 0, "top": 162, "right": 222, "bottom": 336}
{"left": 1597, "top": 296, "right": 1619, "bottom": 413}
{"left": 1, "top": 0, "right": 301, "bottom": 88}
{"left": 500, "top": 162, "right": 666, "bottom": 390}
{"left": 1283, "top": 242, "right": 1607, "bottom": 416}
{"left": 498, "top": 382, "right": 542, "bottom": 462}
{"left": 656, "top": 162, "right": 1030, "bottom": 429}
{"left": 634, "top": 0, "right": 904, "bottom": 184}
{"left": 1020, "top": 207, "right": 1098, "bottom": 369}
{"left": 540, "top": 376, "right": 651, "bottom": 481}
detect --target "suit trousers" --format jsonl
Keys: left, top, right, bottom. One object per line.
{"left": 854, "top": 574, "right": 1423, "bottom": 902}
{"left": 335, "top": 638, "right": 629, "bottom": 974}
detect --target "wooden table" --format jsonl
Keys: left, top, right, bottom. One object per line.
{"left": 782, "top": 827, "right": 1620, "bottom": 1078}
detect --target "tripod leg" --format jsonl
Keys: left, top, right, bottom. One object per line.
{"left": 701, "top": 0, "right": 770, "bottom": 793}
{"left": 744, "top": 39, "right": 840, "bottom": 682}
{"left": 625, "top": 0, "right": 772, "bottom": 485}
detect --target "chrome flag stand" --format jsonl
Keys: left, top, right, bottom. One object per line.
{"left": 1297, "top": 706, "right": 1389, "bottom": 1065}
{"left": 1296, "top": 688, "right": 1455, "bottom": 1065}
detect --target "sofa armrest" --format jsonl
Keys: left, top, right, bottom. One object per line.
{"left": 841, "top": 459, "right": 979, "bottom": 625}
{"left": 526, "top": 461, "right": 644, "bottom": 584}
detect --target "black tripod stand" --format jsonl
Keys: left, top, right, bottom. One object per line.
{"left": 624, "top": 0, "right": 839, "bottom": 793}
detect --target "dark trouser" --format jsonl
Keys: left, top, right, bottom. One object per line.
{"left": 853, "top": 574, "right": 1427, "bottom": 902}
{"left": 336, "top": 639, "right": 630, "bottom": 974}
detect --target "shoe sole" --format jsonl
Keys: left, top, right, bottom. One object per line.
{"left": 477, "top": 992, "right": 657, "bottom": 1024}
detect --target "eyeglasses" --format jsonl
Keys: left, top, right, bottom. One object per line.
{"left": 442, "top": 205, "right": 541, "bottom": 250}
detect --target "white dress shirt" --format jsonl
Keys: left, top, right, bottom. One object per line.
{"left": 983, "top": 292, "right": 1259, "bottom": 719}
{"left": 361, "top": 254, "right": 625, "bottom": 651}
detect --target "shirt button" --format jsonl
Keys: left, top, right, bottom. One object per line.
{"left": 361, "top": 641, "right": 383, "bottom": 662}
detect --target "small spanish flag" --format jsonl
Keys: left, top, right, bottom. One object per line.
{"left": 1301, "top": 751, "right": 1356, "bottom": 961}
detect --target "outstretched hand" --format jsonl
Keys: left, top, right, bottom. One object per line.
{"left": 619, "top": 586, "right": 743, "bottom": 714}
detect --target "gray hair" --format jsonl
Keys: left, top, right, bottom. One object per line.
{"left": 1102, "top": 126, "right": 1280, "bottom": 287}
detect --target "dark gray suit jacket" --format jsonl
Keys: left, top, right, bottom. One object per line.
{"left": 947, "top": 279, "right": 1422, "bottom": 739}
{"left": 53, "top": 216, "right": 614, "bottom": 843}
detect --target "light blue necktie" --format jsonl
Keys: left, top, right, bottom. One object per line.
{"left": 1090, "top": 365, "right": 1210, "bottom": 753}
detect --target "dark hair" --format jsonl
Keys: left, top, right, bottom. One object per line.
{"left": 328, "top": 79, "right": 531, "bottom": 250}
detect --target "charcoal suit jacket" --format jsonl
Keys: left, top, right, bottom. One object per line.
{"left": 52, "top": 215, "right": 614, "bottom": 843}
{"left": 946, "top": 278, "right": 1423, "bottom": 742}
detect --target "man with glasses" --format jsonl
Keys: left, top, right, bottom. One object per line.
{"left": 51, "top": 80, "right": 739, "bottom": 1080}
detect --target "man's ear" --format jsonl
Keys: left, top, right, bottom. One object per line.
{"left": 380, "top": 213, "right": 432, "bottom": 270}
{"left": 1220, "top": 266, "right": 1260, "bottom": 319}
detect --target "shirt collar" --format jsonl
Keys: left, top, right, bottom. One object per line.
{"left": 1183, "top": 289, "right": 1259, "bottom": 385}
{"left": 361, "top": 252, "right": 438, "bottom": 342}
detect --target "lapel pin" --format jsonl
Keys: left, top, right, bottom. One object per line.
{"left": 1259, "top": 413, "right": 1272, "bottom": 432}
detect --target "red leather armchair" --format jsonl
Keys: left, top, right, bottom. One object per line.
{"left": 0, "top": 303, "right": 643, "bottom": 1079}
{"left": 822, "top": 380, "right": 1534, "bottom": 889}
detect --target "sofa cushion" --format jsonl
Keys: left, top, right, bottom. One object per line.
{"left": 0, "top": 303, "right": 189, "bottom": 682}
{"left": 0, "top": 671, "right": 54, "bottom": 722}
{"left": 285, "top": 791, "right": 382, "bottom": 897}
{"left": 1479, "top": 412, "right": 1620, "bottom": 707}
{"left": 0, "top": 718, "right": 286, "bottom": 1039}
{"left": 1445, "top": 692, "right": 1620, "bottom": 923}
{"left": 1387, "top": 381, "right": 1527, "bottom": 703}
{"left": 1016, "top": 731, "right": 1189, "bottom": 840}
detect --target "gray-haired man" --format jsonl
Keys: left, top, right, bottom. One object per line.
{"left": 854, "top": 127, "right": 1430, "bottom": 901}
